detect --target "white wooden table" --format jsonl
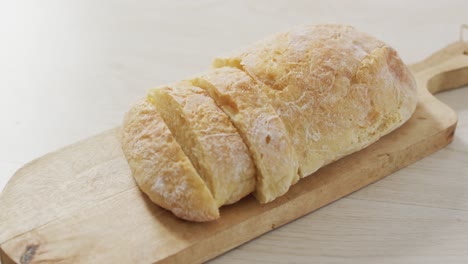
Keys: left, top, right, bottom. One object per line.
{"left": 1, "top": 1, "right": 467, "bottom": 263}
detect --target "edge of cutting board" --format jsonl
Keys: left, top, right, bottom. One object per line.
{"left": 1, "top": 41, "right": 467, "bottom": 264}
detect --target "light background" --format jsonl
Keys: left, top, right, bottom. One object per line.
{"left": 1, "top": 1, "right": 467, "bottom": 263}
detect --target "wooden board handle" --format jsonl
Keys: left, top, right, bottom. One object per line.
{"left": 409, "top": 33, "right": 468, "bottom": 95}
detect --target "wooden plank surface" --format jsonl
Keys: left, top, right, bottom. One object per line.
{"left": 0, "top": 41, "right": 467, "bottom": 263}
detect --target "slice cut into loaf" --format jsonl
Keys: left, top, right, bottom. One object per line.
{"left": 121, "top": 99, "right": 219, "bottom": 221}
{"left": 191, "top": 67, "right": 300, "bottom": 203}
{"left": 213, "top": 24, "right": 417, "bottom": 177}
{"left": 148, "top": 82, "right": 256, "bottom": 206}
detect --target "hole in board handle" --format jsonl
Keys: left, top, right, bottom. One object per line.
{"left": 460, "top": 24, "right": 468, "bottom": 55}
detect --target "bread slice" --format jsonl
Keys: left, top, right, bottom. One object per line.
{"left": 213, "top": 24, "right": 417, "bottom": 177}
{"left": 191, "top": 67, "right": 300, "bottom": 203}
{"left": 148, "top": 82, "right": 256, "bottom": 206}
{"left": 121, "top": 99, "right": 219, "bottom": 221}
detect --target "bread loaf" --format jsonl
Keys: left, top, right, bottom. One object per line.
{"left": 121, "top": 24, "right": 417, "bottom": 221}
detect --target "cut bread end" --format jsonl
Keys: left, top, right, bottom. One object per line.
{"left": 121, "top": 99, "right": 219, "bottom": 221}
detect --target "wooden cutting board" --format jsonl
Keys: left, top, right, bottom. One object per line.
{"left": 1, "top": 41, "right": 467, "bottom": 264}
